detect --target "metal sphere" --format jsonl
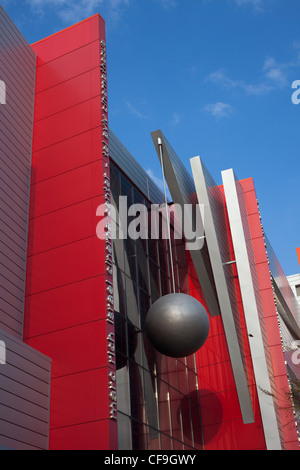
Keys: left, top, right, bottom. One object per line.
{"left": 145, "top": 293, "right": 209, "bottom": 358}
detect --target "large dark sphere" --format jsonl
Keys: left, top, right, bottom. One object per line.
{"left": 145, "top": 293, "right": 209, "bottom": 358}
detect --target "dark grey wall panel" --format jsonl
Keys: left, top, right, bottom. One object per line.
{"left": 0, "top": 329, "right": 51, "bottom": 450}
{"left": 0, "top": 6, "right": 36, "bottom": 338}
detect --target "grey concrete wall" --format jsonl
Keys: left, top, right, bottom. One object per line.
{"left": 0, "top": 6, "right": 36, "bottom": 338}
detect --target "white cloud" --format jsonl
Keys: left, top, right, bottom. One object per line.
{"left": 171, "top": 112, "right": 184, "bottom": 125}
{"left": 206, "top": 53, "right": 296, "bottom": 97}
{"left": 204, "top": 0, "right": 265, "bottom": 12}
{"left": 25, "top": 0, "right": 130, "bottom": 24}
{"left": 263, "top": 57, "right": 288, "bottom": 87}
{"left": 232, "top": 0, "right": 264, "bottom": 11}
{"left": 203, "top": 102, "right": 233, "bottom": 119}
{"left": 146, "top": 168, "right": 172, "bottom": 200}
{"left": 125, "top": 100, "right": 148, "bottom": 119}
{"left": 154, "top": 0, "right": 177, "bottom": 9}
{"left": 146, "top": 169, "right": 164, "bottom": 191}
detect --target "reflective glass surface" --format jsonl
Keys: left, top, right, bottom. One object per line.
{"left": 111, "top": 161, "right": 204, "bottom": 450}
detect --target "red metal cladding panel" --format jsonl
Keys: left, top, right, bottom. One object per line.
{"left": 242, "top": 190, "right": 259, "bottom": 216}
{"left": 203, "top": 417, "right": 266, "bottom": 450}
{"left": 29, "top": 161, "right": 104, "bottom": 219}
{"left": 26, "top": 319, "right": 109, "bottom": 379}
{"left": 25, "top": 15, "right": 117, "bottom": 450}
{"left": 263, "top": 316, "right": 282, "bottom": 347}
{"left": 251, "top": 237, "right": 269, "bottom": 265}
{"left": 259, "top": 288, "right": 277, "bottom": 318}
{"left": 35, "top": 40, "right": 101, "bottom": 94}
{"left": 196, "top": 360, "right": 236, "bottom": 394}
{"left": 191, "top": 179, "right": 267, "bottom": 449}
{"left": 196, "top": 333, "right": 231, "bottom": 369}
{"left": 31, "top": 127, "right": 102, "bottom": 184}
{"left": 247, "top": 213, "right": 264, "bottom": 240}
{"left": 50, "top": 368, "right": 110, "bottom": 428}
{"left": 27, "top": 197, "right": 103, "bottom": 256}
{"left": 297, "top": 248, "right": 300, "bottom": 267}
{"left": 239, "top": 180, "right": 299, "bottom": 449}
{"left": 24, "top": 276, "right": 107, "bottom": 339}
{"left": 26, "top": 236, "right": 106, "bottom": 296}
{"left": 50, "top": 420, "right": 115, "bottom": 451}
{"left": 32, "top": 96, "right": 102, "bottom": 152}
{"left": 34, "top": 68, "right": 101, "bottom": 122}
{"left": 32, "top": 14, "right": 104, "bottom": 66}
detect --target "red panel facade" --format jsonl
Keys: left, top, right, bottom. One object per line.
{"left": 24, "top": 15, "right": 117, "bottom": 450}
{"left": 191, "top": 179, "right": 298, "bottom": 450}
{"left": 239, "top": 179, "right": 299, "bottom": 450}
{"left": 187, "top": 183, "right": 266, "bottom": 450}
{"left": 18, "top": 12, "right": 298, "bottom": 451}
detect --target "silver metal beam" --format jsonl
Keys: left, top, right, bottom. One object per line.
{"left": 190, "top": 156, "right": 254, "bottom": 424}
{"left": 151, "top": 130, "right": 221, "bottom": 318}
{"left": 222, "top": 168, "right": 283, "bottom": 450}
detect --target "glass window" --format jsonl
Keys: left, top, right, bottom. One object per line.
{"left": 125, "top": 276, "right": 139, "bottom": 327}
{"left": 121, "top": 172, "right": 133, "bottom": 207}
{"left": 124, "top": 237, "right": 137, "bottom": 281}
{"left": 146, "top": 424, "right": 161, "bottom": 451}
{"left": 148, "top": 237, "right": 159, "bottom": 264}
{"left": 116, "top": 365, "right": 131, "bottom": 415}
{"left": 131, "top": 419, "right": 147, "bottom": 450}
{"left": 117, "top": 413, "right": 132, "bottom": 450}
{"left": 129, "top": 361, "right": 144, "bottom": 421}
{"left": 149, "top": 259, "right": 160, "bottom": 303}
{"left": 136, "top": 238, "right": 149, "bottom": 292}
{"left": 113, "top": 265, "right": 126, "bottom": 315}
{"left": 111, "top": 163, "right": 203, "bottom": 451}
{"left": 160, "top": 433, "right": 173, "bottom": 450}
{"left": 143, "top": 368, "right": 159, "bottom": 430}
{"left": 138, "top": 287, "right": 150, "bottom": 331}
{"left": 157, "top": 380, "right": 172, "bottom": 436}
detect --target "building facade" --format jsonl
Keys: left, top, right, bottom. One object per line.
{"left": 287, "top": 274, "right": 300, "bottom": 306}
{"left": 0, "top": 7, "right": 299, "bottom": 450}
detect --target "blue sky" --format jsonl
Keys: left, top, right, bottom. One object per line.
{"left": 2, "top": 0, "right": 300, "bottom": 276}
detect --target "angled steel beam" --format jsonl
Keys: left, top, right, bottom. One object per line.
{"left": 151, "top": 130, "right": 221, "bottom": 317}
{"left": 222, "top": 168, "right": 283, "bottom": 449}
{"left": 190, "top": 156, "right": 254, "bottom": 424}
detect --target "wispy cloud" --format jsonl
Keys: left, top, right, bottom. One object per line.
{"left": 206, "top": 69, "right": 272, "bottom": 95}
{"left": 204, "top": 0, "right": 266, "bottom": 13}
{"left": 146, "top": 168, "right": 172, "bottom": 199}
{"left": 125, "top": 100, "right": 148, "bottom": 119}
{"left": 203, "top": 102, "right": 233, "bottom": 119}
{"left": 154, "top": 0, "right": 177, "bottom": 9}
{"left": 25, "top": 0, "right": 130, "bottom": 25}
{"left": 206, "top": 52, "right": 300, "bottom": 97}
{"left": 232, "top": 0, "right": 264, "bottom": 11}
{"left": 25, "top": 0, "right": 178, "bottom": 24}
{"left": 171, "top": 112, "right": 184, "bottom": 125}
{"left": 146, "top": 169, "right": 163, "bottom": 190}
